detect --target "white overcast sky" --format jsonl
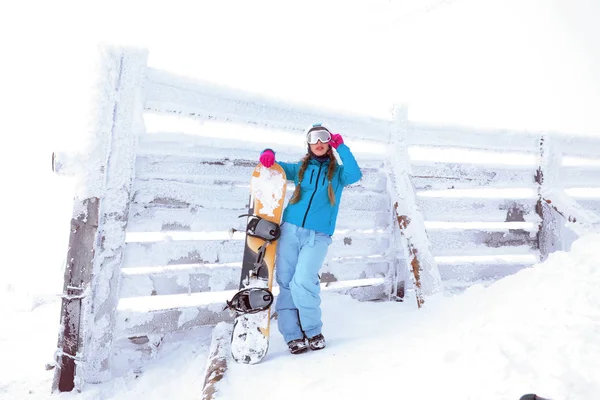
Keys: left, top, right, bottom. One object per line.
{"left": 3, "top": 0, "right": 600, "bottom": 166}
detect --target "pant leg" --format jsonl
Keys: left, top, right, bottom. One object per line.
{"left": 290, "top": 230, "right": 332, "bottom": 339}
{"left": 274, "top": 223, "right": 304, "bottom": 343}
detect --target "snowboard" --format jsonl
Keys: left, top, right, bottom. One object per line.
{"left": 230, "top": 162, "right": 287, "bottom": 364}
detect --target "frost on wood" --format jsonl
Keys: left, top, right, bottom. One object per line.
{"left": 251, "top": 165, "right": 287, "bottom": 216}
{"left": 53, "top": 197, "right": 99, "bottom": 393}
{"left": 201, "top": 322, "right": 233, "bottom": 400}
{"left": 537, "top": 134, "right": 600, "bottom": 258}
{"left": 388, "top": 105, "right": 442, "bottom": 300}
{"left": 77, "top": 47, "right": 149, "bottom": 385}
{"left": 144, "top": 67, "right": 391, "bottom": 143}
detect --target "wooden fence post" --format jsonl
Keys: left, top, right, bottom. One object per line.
{"left": 536, "top": 134, "right": 564, "bottom": 260}
{"left": 53, "top": 198, "right": 100, "bottom": 392}
{"left": 53, "top": 46, "right": 148, "bottom": 391}
{"left": 388, "top": 105, "right": 442, "bottom": 307}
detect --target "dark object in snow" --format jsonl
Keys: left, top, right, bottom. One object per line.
{"left": 520, "top": 394, "right": 551, "bottom": 400}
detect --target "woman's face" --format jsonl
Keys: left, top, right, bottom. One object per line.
{"left": 309, "top": 141, "right": 330, "bottom": 157}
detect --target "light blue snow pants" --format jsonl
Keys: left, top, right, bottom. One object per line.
{"left": 275, "top": 222, "right": 332, "bottom": 343}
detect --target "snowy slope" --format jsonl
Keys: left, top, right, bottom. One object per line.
{"left": 2, "top": 233, "right": 599, "bottom": 399}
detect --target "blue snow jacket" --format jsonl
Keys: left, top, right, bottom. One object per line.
{"left": 277, "top": 144, "right": 362, "bottom": 236}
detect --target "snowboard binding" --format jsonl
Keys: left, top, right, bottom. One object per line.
{"left": 225, "top": 287, "right": 274, "bottom": 314}
{"left": 239, "top": 214, "right": 281, "bottom": 242}
{"left": 227, "top": 214, "right": 281, "bottom": 314}
{"left": 238, "top": 214, "right": 281, "bottom": 284}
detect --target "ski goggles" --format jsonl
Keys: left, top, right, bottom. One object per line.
{"left": 306, "top": 126, "right": 332, "bottom": 145}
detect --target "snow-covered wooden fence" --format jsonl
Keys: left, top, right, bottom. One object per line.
{"left": 406, "top": 123, "right": 600, "bottom": 292}
{"left": 52, "top": 46, "right": 600, "bottom": 390}
{"left": 52, "top": 47, "right": 398, "bottom": 390}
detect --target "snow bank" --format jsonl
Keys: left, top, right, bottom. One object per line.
{"left": 218, "top": 233, "right": 600, "bottom": 400}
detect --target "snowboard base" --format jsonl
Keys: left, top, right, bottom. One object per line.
{"left": 230, "top": 310, "right": 270, "bottom": 364}
{"left": 229, "top": 163, "right": 286, "bottom": 365}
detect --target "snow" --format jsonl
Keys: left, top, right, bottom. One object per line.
{"left": 251, "top": 165, "right": 287, "bottom": 217}
{"left": 4, "top": 1, "right": 600, "bottom": 399}
{"left": 5, "top": 234, "right": 599, "bottom": 399}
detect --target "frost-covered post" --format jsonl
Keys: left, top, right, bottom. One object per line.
{"left": 53, "top": 46, "right": 148, "bottom": 391}
{"left": 537, "top": 134, "right": 600, "bottom": 248}
{"left": 388, "top": 105, "right": 442, "bottom": 307}
{"left": 536, "top": 134, "right": 564, "bottom": 260}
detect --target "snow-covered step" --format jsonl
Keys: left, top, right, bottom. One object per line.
{"left": 118, "top": 257, "right": 391, "bottom": 298}
{"left": 416, "top": 197, "right": 539, "bottom": 223}
{"left": 410, "top": 161, "right": 536, "bottom": 191}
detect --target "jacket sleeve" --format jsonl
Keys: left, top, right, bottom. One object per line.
{"left": 261, "top": 148, "right": 297, "bottom": 181}
{"left": 278, "top": 161, "right": 298, "bottom": 182}
{"left": 336, "top": 143, "right": 362, "bottom": 186}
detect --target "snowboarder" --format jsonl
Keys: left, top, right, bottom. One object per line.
{"left": 258, "top": 123, "right": 362, "bottom": 354}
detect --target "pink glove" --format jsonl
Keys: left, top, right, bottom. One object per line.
{"left": 329, "top": 134, "right": 344, "bottom": 149}
{"left": 259, "top": 149, "right": 275, "bottom": 168}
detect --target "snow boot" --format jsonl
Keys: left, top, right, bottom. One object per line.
{"left": 308, "top": 334, "right": 326, "bottom": 351}
{"left": 288, "top": 338, "right": 309, "bottom": 354}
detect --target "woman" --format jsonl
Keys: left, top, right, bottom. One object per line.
{"left": 258, "top": 123, "right": 362, "bottom": 354}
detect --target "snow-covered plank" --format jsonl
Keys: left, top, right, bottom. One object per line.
{"left": 427, "top": 229, "right": 538, "bottom": 257}
{"left": 553, "top": 135, "right": 600, "bottom": 158}
{"left": 143, "top": 68, "right": 391, "bottom": 143}
{"left": 114, "top": 304, "right": 233, "bottom": 339}
{"left": 127, "top": 204, "right": 391, "bottom": 233}
{"left": 321, "top": 258, "right": 390, "bottom": 283}
{"left": 122, "top": 234, "right": 391, "bottom": 268}
{"left": 135, "top": 155, "right": 387, "bottom": 193}
{"left": 131, "top": 179, "right": 390, "bottom": 212}
{"left": 559, "top": 166, "right": 600, "bottom": 188}
{"left": 438, "top": 262, "right": 533, "bottom": 283}
{"left": 410, "top": 162, "right": 536, "bottom": 191}
{"left": 577, "top": 199, "right": 600, "bottom": 215}
{"left": 119, "top": 264, "right": 241, "bottom": 298}
{"left": 408, "top": 123, "right": 540, "bottom": 152}
{"left": 137, "top": 132, "right": 386, "bottom": 168}
{"left": 416, "top": 197, "right": 539, "bottom": 223}
{"left": 114, "top": 277, "right": 388, "bottom": 338}
{"left": 119, "top": 258, "right": 390, "bottom": 298}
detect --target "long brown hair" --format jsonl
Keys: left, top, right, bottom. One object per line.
{"left": 289, "top": 150, "right": 337, "bottom": 206}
